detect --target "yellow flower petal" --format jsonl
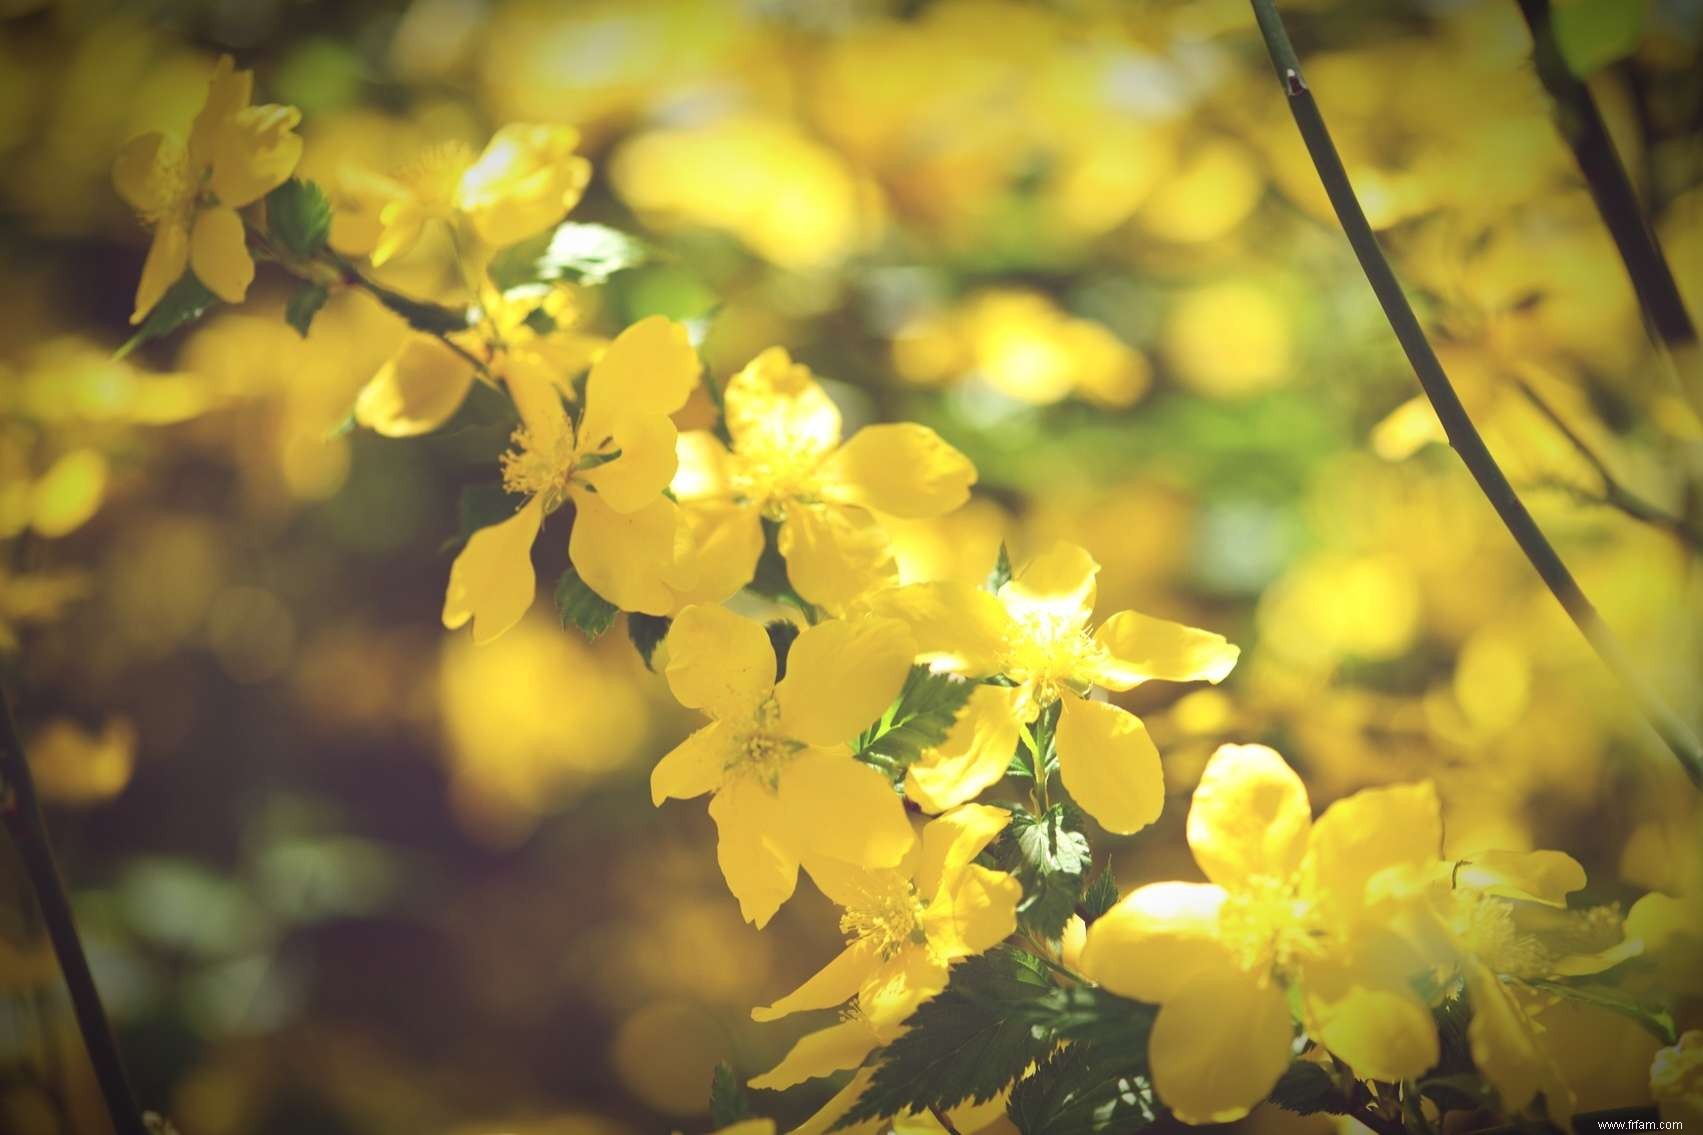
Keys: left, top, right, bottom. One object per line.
{"left": 915, "top": 802, "right": 1013, "bottom": 900}
{"left": 112, "top": 131, "right": 184, "bottom": 217}
{"left": 859, "top": 946, "right": 950, "bottom": 1035}
{"left": 724, "top": 346, "right": 842, "bottom": 462}
{"left": 779, "top": 502, "right": 897, "bottom": 609}
{"left": 790, "top": 1067, "right": 878, "bottom": 1135}
{"left": 1464, "top": 959, "right": 1546, "bottom": 1113}
{"left": 711, "top": 1123, "right": 776, "bottom": 1135}
{"left": 673, "top": 430, "right": 738, "bottom": 502}
{"left": 1055, "top": 695, "right": 1164, "bottom": 836}
{"left": 905, "top": 685, "right": 1024, "bottom": 814}
{"left": 663, "top": 604, "right": 776, "bottom": 721}
{"left": 354, "top": 337, "right": 476, "bottom": 437}
{"left": 709, "top": 777, "right": 798, "bottom": 928}
{"left": 920, "top": 863, "right": 1021, "bottom": 961}
{"left": 1455, "top": 849, "right": 1586, "bottom": 908}
{"left": 1089, "top": 609, "right": 1239, "bottom": 690}
{"left": 748, "top": 1017, "right": 881, "bottom": 1092}
{"left": 189, "top": 206, "right": 254, "bottom": 304}
{"left": 442, "top": 496, "right": 542, "bottom": 644}
{"left": 817, "top": 423, "right": 976, "bottom": 518}
{"left": 31, "top": 450, "right": 107, "bottom": 538}
{"left": 131, "top": 218, "right": 191, "bottom": 324}
{"left": 780, "top": 749, "right": 915, "bottom": 869}
{"left": 580, "top": 315, "right": 700, "bottom": 446}
{"left": 1079, "top": 881, "right": 1233, "bottom": 1004}
{"left": 370, "top": 204, "right": 426, "bottom": 267}
{"left": 1300, "top": 954, "right": 1439, "bottom": 1084}
{"left": 775, "top": 616, "right": 915, "bottom": 747}
{"left": 187, "top": 56, "right": 251, "bottom": 167}
{"left": 1186, "top": 743, "right": 1311, "bottom": 890}
{"left": 650, "top": 721, "right": 731, "bottom": 806}
{"left": 208, "top": 103, "right": 303, "bottom": 207}
{"left": 867, "top": 581, "right": 1012, "bottom": 676}
{"left": 567, "top": 489, "right": 680, "bottom": 615}
{"left": 457, "top": 124, "right": 590, "bottom": 248}
{"left": 665, "top": 502, "right": 763, "bottom": 609}
{"left": 577, "top": 410, "right": 678, "bottom": 514}
{"left": 1148, "top": 966, "right": 1293, "bottom": 1125}
{"left": 1000, "top": 541, "right": 1098, "bottom": 627}
{"left": 1303, "top": 780, "right": 1442, "bottom": 917}
{"left": 751, "top": 940, "right": 882, "bottom": 1023}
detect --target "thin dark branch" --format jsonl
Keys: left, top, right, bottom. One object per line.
{"left": 929, "top": 1104, "right": 965, "bottom": 1135}
{"left": 1515, "top": 380, "right": 1703, "bottom": 547}
{"left": 1248, "top": 0, "right": 1703, "bottom": 789}
{"left": 0, "top": 687, "right": 148, "bottom": 1135}
{"left": 1516, "top": 0, "right": 1698, "bottom": 354}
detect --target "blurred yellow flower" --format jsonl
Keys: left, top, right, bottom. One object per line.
{"left": 651, "top": 605, "right": 917, "bottom": 927}
{"left": 112, "top": 55, "right": 303, "bottom": 322}
{"left": 442, "top": 315, "right": 698, "bottom": 641}
{"left": 1081, "top": 744, "right": 1443, "bottom": 1123}
{"left": 367, "top": 124, "right": 590, "bottom": 266}
{"left": 27, "top": 716, "right": 136, "bottom": 805}
{"left": 1653, "top": 1031, "right": 1703, "bottom": 1129}
{"left": 672, "top": 347, "right": 976, "bottom": 609}
{"left": 876, "top": 541, "right": 1237, "bottom": 831}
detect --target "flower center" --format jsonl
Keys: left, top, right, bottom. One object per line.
{"left": 838, "top": 871, "right": 926, "bottom": 959}
{"left": 726, "top": 700, "right": 804, "bottom": 790}
{"left": 1002, "top": 611, "right": 1098, "bottom": 707}
{"left": 730, "top": 443, "right": 824, "bottom": 519}
{"left": 499, "top": 424, "right": 580, "bottom": 512}
{"left": 398, "top": 141, "right": 476, "bottom": 216}
{"left": 1218, "top": 875, "right": 1327, "bottom": 975}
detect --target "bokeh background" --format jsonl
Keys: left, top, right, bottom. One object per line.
{"left": 2, "top": 0, "right": 1701, "bottom": 1132}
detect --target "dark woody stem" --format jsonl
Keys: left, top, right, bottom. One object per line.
{"left": 1247, "top": 0, "right": 1703, "bottom": 789}
{"left": 0, "top": 687, "right": 148, "bottom": 1135}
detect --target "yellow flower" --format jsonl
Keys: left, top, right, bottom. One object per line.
{"left": 370, "top": 124, "right": 591, "bottom": 265}
{"left": 1080, "top": 744, "right": 1443, "bottom": 1123}
{"left": 875, "top": 541, "right": 1238, "bottom": 830}
{"left": 354, "top": 285, "right": 606, "bottom": 438}
{"left": 650, "top": 605, "right": 919, "bottom": 928}
{"left": 671, "top": 347, "right": 976, "bottom": 610}
{"left": 1653, "top": 1031, "right": 1703, "bottom": 1129}
{"left": 113, "top": 55, "right": 303, "bottom": 323}
{"left": 746, "top": 805, "right": 1020, "bottom": 1133}
{"left": 442, "top": 315, "right": 698, "bottom": 642}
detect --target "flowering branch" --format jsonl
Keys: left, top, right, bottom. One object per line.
{"left": 0, "top": 686, "right": 148, "bottom": 1135}
{"left": 1247, "top": 0, "right": 1703, "bottom": 790}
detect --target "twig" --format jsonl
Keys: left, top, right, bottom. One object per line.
{"left": 0, "top": 687, "right": 147, "bottom": 1135}
{"left": 1515, "top": 379, "right": 1703, "bottom": 547}
{"left": 1248, "top": 0, "right": 1703, "bottom": 789}
{"left": 1515, "top": 0, "right": 1698, "bottom": 355}
{"left": 929, "top": 1103, "right": 965, "bottom": 1135}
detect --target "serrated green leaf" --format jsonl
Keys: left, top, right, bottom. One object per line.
{"left": 835, "top": 949, "right": 1057, "bottom": 1129}
{"left": 987, "top": 542, "right": 1013, "bottom": 592}
{"left": 116, "top": 274, "right": 219, "bottom": 358}
{"left": 710, "top": 1061, "right": 753, "bottom": 1127}
{"left": 992, "top": 805, "right": 1090, "bottom": 939}
{"left": 1267, "top": 1061, "right": 1343, "bottom": 1117}
{"left": 627, "top": 613, "right": 671, "bottom": 670}
{"left": 1527, "top": 978, "right": 1676, "bottom": 1044}
{"left": 554, "top": 564, "right": 618, "bottom": 640}
{"left": 1551, "top": 0, "right": 1644, "bottom": 77}
{"left": 1007, "top": 1040, "right": 1159, "bottom": 1135}
{"left": 266, "top": 178, "right": 332, "bottom": 259}
{"left": 285, "top": 283, "right": 330, "bottom": 338}
{"left": 853, "top": 665, "right": 975, "bottom": 773}
{"left": 488, "top": 222, "right": 651, "bottom": 290}
{"left": 1079, "top": 864, "right": 1118, "bottom": 923}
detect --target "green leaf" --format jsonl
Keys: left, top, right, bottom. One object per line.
{"left": 285, "top": 283, "right": 330, "bottom": 338}
{"left": 987, "top": 542, "right": 1013, "bottom": 592}
{"left": 1527, "top": 978, "right": 1677, "bottom": 1045}
{"left": 710, "top": 1061, "right": 753, "bottom": 1128}
{"left": 1079, "top": 864, "right": 1118, "bottom": 923}
{"left": 554, "top": 563, "right": 618, "bottom": 640}
{"left": 853, "top": 665, "right": 976, "bottom": 772}
{"left": 991, "top": 804, "right": 1091, "bottom": 939}
{"left": 265, "top": 178, "right": 332, "bottom": 259}
{"left": 1007, "top": 1040, "right": 1159, "bottom": 1135}
{"left": 1551, "top": 0, "right": 1645, "bottom": 77}
{"left": 1268, "top": 1061, "right": 1343, "bottom": 1117}
{"left": 442, "top": 483, "right": 516, "bottom": 554}
{"left": 836, "top": 949, "right": 1057, "bottom": 1129}
{"left": 767, "top": 620, "right": 801, "bottom": 680}
{"left": 116, "top": 274, "right": 219, "bottom": 358}
{"left": 488, "top": 222, "right": 651, "bottom": 290}
{"left": 627, "top": 613, "right": 671, "bottom": 670}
